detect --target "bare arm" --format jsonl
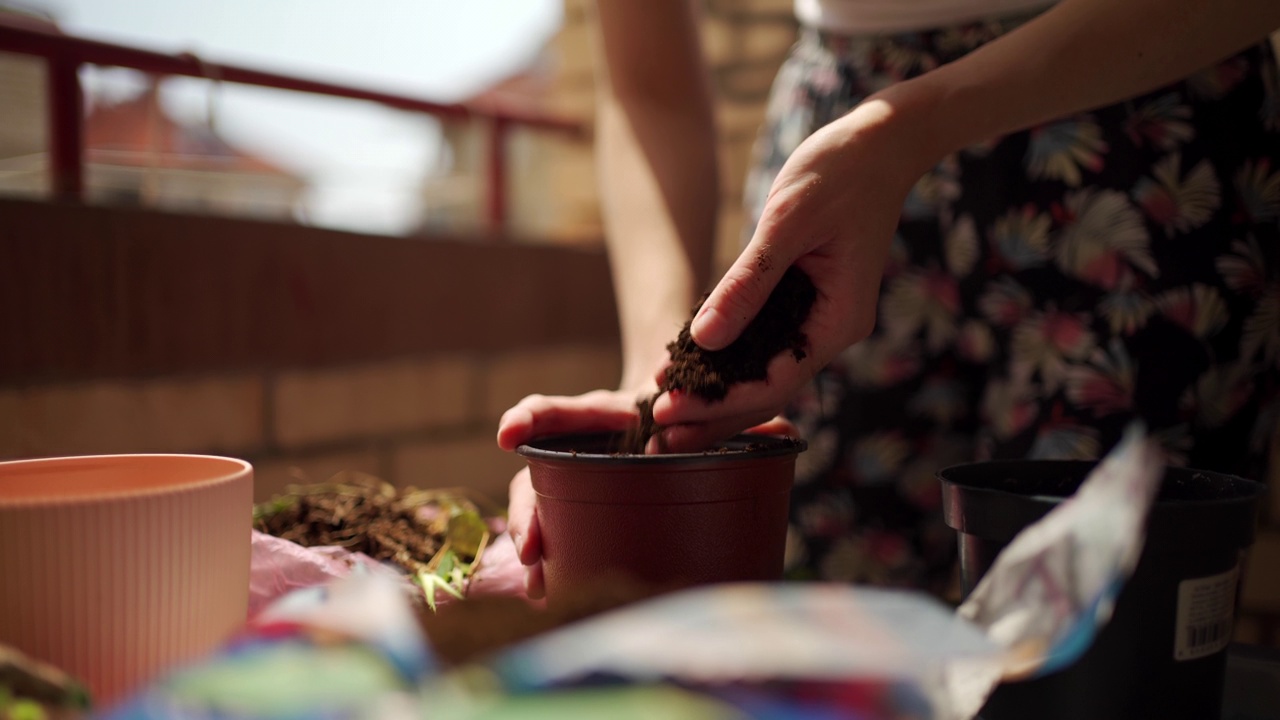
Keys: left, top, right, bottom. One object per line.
{"left": 496, "top": 3, "right": 717, "bottom": 450}
{"left": 591, "top": 0, "right": 718, "bottom": 390}
{"left": 897, "top": 0, "right": 1280, "bottom": 164}
{"left": 498, "top": 0, "right": 719, "bottom": 597}
{"left": 658, "top": 0, "right": 1280, "bottom": 442}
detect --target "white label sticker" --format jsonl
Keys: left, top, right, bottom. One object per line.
{"left": 1174, "top": 564, "right": 1239, "bottom": 662}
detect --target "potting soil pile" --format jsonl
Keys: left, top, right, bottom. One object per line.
{"left": 251, "top": 473, "right": 493, "bottom": 611}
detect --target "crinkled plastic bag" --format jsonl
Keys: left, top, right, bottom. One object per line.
{"left": 248, "top": 530, "right": 410, "bottom": 617}
{"left": 248, "top": 525, "right": 529, "bottom": 618}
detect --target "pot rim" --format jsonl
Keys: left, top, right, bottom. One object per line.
{"left": 0, "top": 453, "right": 253, "bottom": 508}
{"left": 517, "top": 432, "right": 806, "bottom": 465}
{"left": 936, "top": 458, "right": 1267, "bottom": 508}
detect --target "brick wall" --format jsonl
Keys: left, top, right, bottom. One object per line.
{"left": 0, "top": 345, "right": 620, "bottom": 506}
{"left": 0, "top": 199, "right": 622, "bottom": 506}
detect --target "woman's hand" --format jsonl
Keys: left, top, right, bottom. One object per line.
{"left": 498, "top": 387, "right": 799, "bottom": 598}
{"left": 652, "top": 96, "right": 940, "bottom": 447}
{"left": 498, "top": 388, "right": 649, "bottom": 600}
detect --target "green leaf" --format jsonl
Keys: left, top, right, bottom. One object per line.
{"left": 415, "top": 570, "right": 464, "bottom": 613}
{"left": 435, "top": 549, "right": 457, "bottom": 577}
{"left": 446, "top": 510, "right": 488, "bottom": 558}
{"left": 9, "top": 699, "right": 49, "bottom": 720}
{"left": 251, "top": 496, "right": 296, "bottom": 523}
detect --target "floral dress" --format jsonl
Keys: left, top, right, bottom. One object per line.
{"left": 745, "top": 15, "right": 1280, "bottom": 596}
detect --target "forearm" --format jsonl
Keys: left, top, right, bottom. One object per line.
{"left": 592, "top": 0, "right": 718, "bottom": 390}
{"left": 873, "top": 0, "right": 1280, "bottom": 167}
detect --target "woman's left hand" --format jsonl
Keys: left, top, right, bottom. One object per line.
{"left": 651, "top": 94, "right": 939, "bottom": 449}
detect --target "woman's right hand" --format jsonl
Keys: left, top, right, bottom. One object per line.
{"left": 497, "top": 388, "right": 652, "bottom": 599}
{"left": 497, "top": 386, "right": 799, "bottom": 599}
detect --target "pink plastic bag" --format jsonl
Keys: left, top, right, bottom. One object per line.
{"left": 248, "top": 524, "right": 532, "bottom": 618}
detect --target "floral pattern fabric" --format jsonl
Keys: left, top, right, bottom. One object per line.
{"left": 746, "top": 17, "right": 1280, "bottom": 596}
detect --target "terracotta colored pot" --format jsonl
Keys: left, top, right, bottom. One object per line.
{"left": 0, "top": 454, "right": 253, "bottom": 707}
{"left": 518, "top": 433, "right": 805, "bottom": 605}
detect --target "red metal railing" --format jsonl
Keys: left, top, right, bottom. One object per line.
{"left": 0, "top": 14, "right": 586, "bottom": 233}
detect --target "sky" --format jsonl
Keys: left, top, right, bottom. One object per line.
{"left": 22, "top": 0, "right": 564, "bottom": 234}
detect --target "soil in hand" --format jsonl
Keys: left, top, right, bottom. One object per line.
{"left": 622, "top": 266, "right": 817, "bottom": 453}
{"left": 664, "top": 265, "right": 817, "bottom": 401}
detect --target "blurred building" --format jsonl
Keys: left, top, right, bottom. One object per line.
{"left": 0, "top": 77, "right": 306, "bottom": 218}
{"left": 81, "top": 81, "right": 305, "bottom": 219}
{"left": 418, "top": 51, "right": 600, "bottom": 243}
{"left": 418, "top": 0, "right": 798, "bottom": 261}
{"left": 0, "top": 6, "right": 53, "bottom": 197}
{"left": 510, "top": 0, "right": 796, "bottom": 265}
{"left": 0, "top": 6, "right": 304, "bottom": 219}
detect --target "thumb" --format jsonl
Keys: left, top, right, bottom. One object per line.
{"left": 691, "top": 243, "right": 794, "bottom": 351}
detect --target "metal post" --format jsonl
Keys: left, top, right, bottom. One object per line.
{"left": 486, "top": 116, "right": 508, "bottom": 236}
{"left": 48, "top": 55, "right": 84, "bottom": 201}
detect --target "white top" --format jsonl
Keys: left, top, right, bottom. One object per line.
{"left": 794, "top": 0, "right": 1056, "bottom": 33}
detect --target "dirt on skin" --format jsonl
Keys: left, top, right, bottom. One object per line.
{"left": 622, "top": 266, "right": 817, "bottom": 453}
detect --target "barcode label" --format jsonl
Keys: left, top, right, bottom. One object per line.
{"left": 1174, "top": 564, "right": 1239, "bottom": 661}
{"left": 1185, "top": 618, "right": 1232, "bottom": 651}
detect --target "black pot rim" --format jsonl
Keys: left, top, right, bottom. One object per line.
{"left": 516, "top": 432, "right": 807, "bottom": 465}
{"left": 936, "top": 459, "right": 1267, "bottom": 507}
{"left": 938, "top": 459, "right": 1267, "bottom": 550}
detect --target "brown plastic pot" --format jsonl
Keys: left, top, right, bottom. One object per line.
{"left": 517, "top": 433, "right": 806, "bottom": 606}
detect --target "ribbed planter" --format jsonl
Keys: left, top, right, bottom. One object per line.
{"left": 0, "top": 454, "right": 252, "bottom": 706}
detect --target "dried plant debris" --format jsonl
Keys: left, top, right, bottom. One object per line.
{"left": 253, "top": 472, "right": 492, "bottom": 611}
{"left": 0, "top": 645, "right": 89, "bottom": 719}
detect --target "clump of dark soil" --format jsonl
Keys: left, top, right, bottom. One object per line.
{"left": 621, "top": 266, "right": 817, "bottom": 453}
{"left": 665, "top": 266, "right": 817, "bottom": 401}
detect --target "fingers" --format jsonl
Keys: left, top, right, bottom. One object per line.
{"left": 690, "top": 173, "right": 825, "bottom": 351}
{"left": 648, "top": 409, "right": 791, "bottom": 454}
{"left": 506, "top": 468, "right": 540, "bottom": 564}
{"left": 496, "top": 390, "right": 640, "bottom": 451}
{"left": 748, "top": 415, "right": 799, "bottom": 437}
{"left": 641, "top": 396, "right": 796, "bottom": 454}
{"left": 652, "top": 351, "right": 815, "bottom": 426}
{"left": 523, "top": 559, "right": 545, "bottom": 600}
{"left": 507, "top": 467, "right": 546, "bottom": 599}
{"left": 691, "top": 250, "right": 790, "bottom": 351}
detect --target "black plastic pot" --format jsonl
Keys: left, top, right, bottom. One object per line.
{"left": 939, "top": 460, "right": 1265, "bottom": 720}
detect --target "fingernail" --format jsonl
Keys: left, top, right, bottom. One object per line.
{"left": 644, "top": 431, "right": 667, "bottom": 455}
{"left": 511, "top": 530, "right": 524, "bottom": 552}
{"left": 691, "top": 306, "right": 727, "bottom": 349}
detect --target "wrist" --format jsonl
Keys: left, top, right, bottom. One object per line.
{"left": 854, "top": 78, "right": 956, "bottom": 179}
